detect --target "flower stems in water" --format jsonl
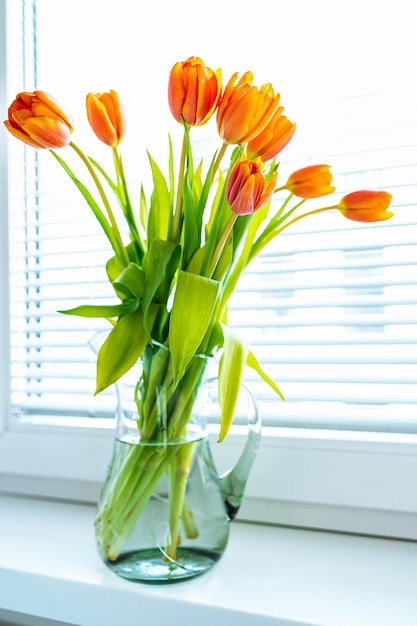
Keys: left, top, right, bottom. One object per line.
{"left": 95, "top": 351, "right": 208, "bottom": 562}
{"left": 165, "top": 440, "right": 197, "bottom": 560}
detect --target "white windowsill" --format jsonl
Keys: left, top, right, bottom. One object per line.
{"left": 0, "top": 495, "right": 417, "bottom": 626}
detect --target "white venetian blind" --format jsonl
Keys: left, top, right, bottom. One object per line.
{"left": 5, "top": 0, "right": 417, "bottom": 431}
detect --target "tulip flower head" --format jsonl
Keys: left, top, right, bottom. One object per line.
{"left": 86, "top": 90, "right": 126, "bottom": 147}
{"left": 4, "top": 90, "right": 73, "bottom": 149}
{"left": 246, "top": 107, "right": 296, "bottom": 162}
{"left": 226, "top": 158, "right": 278, "bottom": 215}
{"left": 285, "top": 164, "right": 335, "bottom": 198}
{"left": 217, "top": 71, "right": 281, "bottom": 145}
{"left": 337, "top": 190, "right": 394, "bottom": 222}
{"left": 168, "top": 56, "right": 222, "bottom": 127}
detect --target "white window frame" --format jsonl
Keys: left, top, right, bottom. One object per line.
{"left": 1, "top": 0, "right": 417, "bottom": 541}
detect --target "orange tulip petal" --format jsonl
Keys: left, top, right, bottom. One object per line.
{"left": 216, "top": 72, "right": 281, "bottom": 145}
{"left": 338, "top": 191, "right": 394, "bottom": 222}
{"left": 34, "top": 90, "right": 74, "bottom": 129}
{"left": 86, "top": 91, "right": 126, "bottom": 147}
{"left": 24, "top": 116, "right": 73, "bottom": 149}
{"left": 168, "top": 57, "right": 222, "bottom": 127}
{"left": 87, "top": 96, "right": 118, "bottom": 146}
{"left": 226, "top": 159, "right": 277, "bottom": 215}
{"left": 4, "top": 90, "right": 73, "bottom": 149}
{"left": 286, "top": 165, "right": 335, "bottom": 198}
{"left": 247, "top": 111, "right": 296, "bottom": 162}
{"left": 3, "top": 119, "right": 45, "bottom": 148}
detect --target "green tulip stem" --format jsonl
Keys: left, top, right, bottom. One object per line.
{"left": 206, "top": 213, "right": 238, "bottom": 278}
{"left": 181, "top": 495, "right": 199, "bottom": 539}
{"left": 69, "top": 141, "right": 129, "bottom": 266}
{"left": 95, "top": 353, "right": 207, "bottom": 562}
{"left": 101, "top": 444, "right": 180, "bottom": 561}
{"left": 248, "top": 205, "right": 333, "bottom": 264}
{"left": 165, "top": 440, "right": 197, "bottom": 560}
{"left": 211, "top": 142, "right": 228, "bottom": 181}
{"left": 171, "top": 139, "right": 227, "bottom": 245}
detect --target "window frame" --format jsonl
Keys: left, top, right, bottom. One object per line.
{"left": 1, "top": 0, "right": 417, "bottom": 541}
{"left": 2, "top": 416, "right": 417, "bottom": 540}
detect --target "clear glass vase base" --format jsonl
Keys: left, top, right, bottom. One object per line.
{"left": 105, "top": 547, "right": 221, "bottom": 583}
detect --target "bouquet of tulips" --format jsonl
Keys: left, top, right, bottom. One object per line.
{"left": 4, "top": 56, "right": 393, "bottom": 561}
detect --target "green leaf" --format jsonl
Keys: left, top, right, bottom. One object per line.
{"left": 50, "top": 151, "right": 116, "bottom": 250}
{"left": 186, "top": 246, "right": 205, "bottom": 274}
{"left": 59, "top": 300, "right": 139, "bottom": 319}
{"left": 89, "top": 156, "right": 117, "bottom": 194}
{"left": 201, "top": 192, "right": 233, "bottom": 277}
{"left": 142, "top": 239, "right": 180, "bottom": 338}
{"left": 167, "top": 135, "right": 175, "bottom": 208}
{"left": 95, "top": 305, "right": 158, "bottom": 394}
{"left": 169, "top": 271, "right": 219, "bottom": 385}
{"left": 217, "top": 325, "right": 249, "bottom": 442}
{"left": 212, "top": 229, "right": 233, "bottom": 282}
{"left": 106, "top": 254, "right": 125, "bottom": 283}
{"left": 139, "top": 183, "right": 148, "bottom": 232}
{"left": 221, "top": 205, "right": 269, "bottom": 306}
{"left": 147, "top": 152, "right": 171, "bottom": 242}
{"left": 246, "top": 349, "right": 285, "bottom": 401}
{"left": 197, "top": 150, "right": 218, "bottom": 216}
{"left": 113, "top": 262, "right": 145, "bottom": 299}
{"left": 182, "top": 172, "right": 199, "bottom": 269}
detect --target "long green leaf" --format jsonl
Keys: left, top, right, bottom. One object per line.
{"left": 182, "top": 172, "right": 199, "bottom": 269}
{"left": 89, "top": 156, "right": 117, "bottom": 194}
{"left": 147, "top": 152, "right": 171, "bottom": 242}
{"left": 218, "top": 325, "right": 249, "bottom": 442}
{"left": 59, "top": 300, "right": 139, "bottom": 318}
{"left": 50, "top": 150, "right": 115, "bottom": 249}
{"left": 142, "top": 239, "right": 180, "bottom": 338}
{"left": 169, "top": 271, "right": 219, "bottom": 385}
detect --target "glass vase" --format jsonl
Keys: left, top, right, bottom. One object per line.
{"left": 94, "top": 343, "right": 261, "bottom": 583}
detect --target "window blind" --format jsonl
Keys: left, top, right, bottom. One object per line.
{"left": 6, "top": 0, "right": 417, "bottom": 432}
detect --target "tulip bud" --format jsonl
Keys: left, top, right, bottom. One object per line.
{"left": 285, "top": 164, "right": 335, "bottom": 198}
{"left": 226, "top": 159, "right": 278, "bottom": 215}
{"left": 168, "top": 56, "right": 222, "bottom": 127}
{"left": 338, "top": 190, "right": 394, "bottom": 222}
{"left": 217, "top": 71, "right": 281, "bottom": 145}
{"left": 86, "top": 90, "right": 126, "bottom": 147}
{"left": 4, "top": 90, "right": 73, "bottom": 149}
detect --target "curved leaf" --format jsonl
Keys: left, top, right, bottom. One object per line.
{"left": 246, "top": 349, "right": 285, "bottom": 400}
{"left": 218, "top": 325, "right": 249, "bottom": 442}
{"left": 113, "top": 262, "right": 145, "bottom": 299}
{"left": 59, "top": 299, "right": 139, "bottom": 318}
{"left": 95, "top": 305, "right": 158, "bottom": 393}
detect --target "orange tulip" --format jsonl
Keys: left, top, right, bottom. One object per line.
{"left": 4, "top": 90, "right": 73, "bottom": 149}
{"left": 168, "top": 56, "right": 222, "bottom": 127}
{"left": 86, "top": 90, "right": 126, "bottom": 147}
{"left": 246, "top": 107, "right": 296, "bottom": 162}
{"left": 337, "top": 190, "right": 394, "bottom": 222}
{"left": 226, "top": 159, "right": 278, "bottom": 215}
{"left": 216, "top": 71, "right": 281, "bottom": 145}
{"left": 285, "top": 164, "right": 335, "bottom": 198}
